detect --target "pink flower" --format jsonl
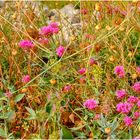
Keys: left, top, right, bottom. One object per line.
{"left": 94, "top": 114, "right": 100, "bottom": 120}
{"left": 133, "top": 137, "right": 140, "bottom": 140}
{"left": 136, "top": 67, "right": 140, "bottom": 75}
{"left": 50, "top": 22, "right": 58, "bottom": 28}
{"left": 114, "top": 65, "right": 125, "bottom": 78}
{"left": 4, "top": 92, "right": 12, "bottom": 98}
{"left": 79, "top": 76, "right": 86, "bottom": 83}
{"left": 134, "top": 111, "right": 140, "bottom": 119}
{"left": 137, "top": 100, "right": 140, "bottom": 108}
{"left": 63, "top": 85, "right": 71, "bottom": 92}
{"left": 40, "top": 22, "right": 59, "bottom": 36}
{"left": 116, "top": 89, "right": 127, "bottom": 99}
{"left": 89, "top": 58, "right": 96, "bottom": 65}
{"left": 19, "top": 40, "right": 34, "bottom": 50}
{"left": 40, "top": 26, "right": 53, "bottom": 36}
{"left": 22, "top": 75, "right": 31, "bottom": 83}
{"left": 124, "top": 116, "right": 133, "bottom": 126}
{"left": 78, "top": 68, "right": 86, "bottom": 75}
{"left": 81, "top": 9, "right": 88, "bottom": 14}
{"left": 116, "top": 102, "right": 132, "bottom": 114}
{"left": 132, "top": 82, "right": 140, "bottom": 93}
{"left": 56, "top": 46, "right": 65, "bottom": 57}
{"left": 38, "top": 38, "right": 49, "bottom": 45}
{"left": 83, "top": 99, "right": 97, "bottom": 110}
{"left": 127, "top": 96, "right": 138, "bottom": 103}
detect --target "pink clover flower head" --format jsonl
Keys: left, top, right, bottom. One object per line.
{"left": 81, "top": 9, "right": 88, "bottom": 14}
{"left": 83, "top": 99, "right": 97, "bottom": 110}
{"left": 124, "top": 116, "right": 133, "bottom": 126}
{"left": 133, "top": 137, "right": 140, "bottom": 140}
{"left": 40, "top": 22, "right": 59, "bottom": 36}
{"left": 40, "top": 26, "right": 54, "bottom": 36}
{"left": 50, "top": 22, "right": 58, "bottom": 28}
{"left": 137, "top": 100, "right": 140, "bottom": 109}
{"left": 114, "top": 65, "right": 125, "bottom": 78}
{"left": 89, "top": 58, "right": 96, "bottom": 65}
{"left": 38, "top": 38, "right": 49, "bottom": 45}
{"left": 116, "top": 89, "right": 127, "bottom": 99}
{"left": 78, "top": 68, "right": 86, "bottom": 75}
{"left": 127, "top": 96, "right": 138, "bottom": 103}
{"left": 22, "top": 75, "right": 31, "bottom": 83}
{"left": 19, "top": 40, "right": 34, "bottom": 50}
{"left": 56, "top": 45, "right": 65, "bottom": 57}
{"left": 132, "top": 82, "right": 140, "bottom": 93}
{"left": 136, "top": 66, "right": 140, "bottom": 75}
{"left": 134, "top": 111, "right": 140, "bottom": 119}
{"left": 116, "top": 102, "right": 132, "bottom": 114}
{"left": 4, "top": 92, "right": 12, "bottom": 98}
{"left": 63, "top": 85, "right": 71, "bottom": 92}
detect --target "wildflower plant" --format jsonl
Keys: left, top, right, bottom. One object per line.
{"left": 0, "top": 1, "right": 140, "bottom": 139}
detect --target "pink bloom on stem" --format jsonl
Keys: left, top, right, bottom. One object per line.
{"left": 133, "top": 137, "right": 140, "bottom": 140}
{"left": 56, "top": 46, "right": 65, "bottom": 57}
{"left": 83, "top": 99, "right": 97, "bottom": 110}
{"left": 63, "top": 85, "right": 71, "bottom": 92}
{"left": 79, "top": 76, "right": 86, "bottom": 83}
{"left": 81, "top": 9, "right": 88, "bottom": 14}
{"left": 134, "top": 111, "right": 140, "bottom": 119}
{"left": 94, "top": 114, "right": 100, "bottom": 120}
{"left": 78, "top": 68, "right": 86, "bottom": 75}
{"left": 40, "top": 26, "right": 53, "bottom": 36}
{"left": 22, "top": 75, "right": 31, "bottom": 83}
{"left": 137, "top": 100, "right": 140, "bottom": 109}
{"left": 50, "top": 22, "right": 58, "bottom": 28}
{"left": 136, "top": 66, "right": 140, "bottom": 75}
{"left": 124, "top": 116, "right": 133, "bottom": 126}
{"left": 89, "top": 58, "right": 96, "bottom": 65}
{"left": 127, "top": 96, "right": 138, "bottom": 103}
{"left": 132, "top": 82, "right": 140, "bottom": 93}
{"left": 116, "top": 102, "right": 132, "bottom": 114}
{"left": 38, "top": 38, "right": 49, "bottom": 45}
{"left": 40, "top": 22, "right": 59, "bottom": 36}
{"left": 114, "top": 65, "right": 125, "bottom": 78}
{"left": 19, "top": 40, "right": 34, "bottom": 50}
{"left": 4, "top": 92, "right": 12, "bottom": 98}
{"left": 116, "top": 89, "right": 127, "bottom": 99}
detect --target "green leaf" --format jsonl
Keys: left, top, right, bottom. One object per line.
{"left": 25, "top": 107, "right": 36, "bottom": 119}
{"left": 60, "top": 125, "right": 74, "bottom": 139}
{"left": 14, "top": 94, "right": 25, "bottom": 103}
{"left": 46, "top": 102, "right": 52, "bottom": 113}
{"left": 0, "top": 128, "right": 6, "bottom": 138}
{"left": 7, "top": 111, "right": 16, "bottom": 122}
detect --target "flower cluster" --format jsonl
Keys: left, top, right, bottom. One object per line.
{"left": 22, "top": 75, "right": 31, "bottom": 83}
{"left": 83, "top": 99, "right": 97, "bottom": 110}
{"left": 19, "top": 40, "right": 34, "bottom": 50}
{"left": 40, "top": 22, "right": 59, "bottom": 36}
{"left": 116, "top": 89, "right": 127, "bottom": 99}
{"left": 114, "top": 65, "right": 125, "bottom": 78}
{"left": 116, "top": 102, "right": 132, "bottom": 114}
{"left": 56, "top": 46, "right": 65, "bottom": 57}
{"left": 132, "top": 82, "right": 140, "bottom": 93}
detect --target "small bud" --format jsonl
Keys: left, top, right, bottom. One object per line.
{"left": 105, "top": 127, "right": 111, "bottom": 134}
{"left": 128, "top": 52, "right": 133, "bottom": 57}
{"left": 50, "top": 79, "right": 56, "bottom": 85}
{"left": 21, "top": 88, "right": 28, "bottom": 93}
{"left": 12, "top": 49, "right": 17, "bottom": 55}
{"left": 95, "top": 24, "right": 101, "bottom": 30}
{"left": 109, "top": 56, "right": 115, "bottom": 62}
{"left": 131, "top": 74, "right": 137, "bottom": 80}
{"left": 110, "top": 45, "right": 115, "bottom": 50}
{"left": 95, "top": 3, "right": 102, "bottom": 11}
{"left": 106, "top": 25, "right": 111, "bottom": 31}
